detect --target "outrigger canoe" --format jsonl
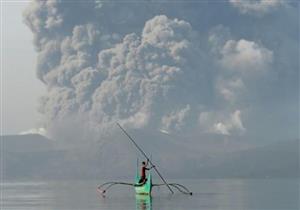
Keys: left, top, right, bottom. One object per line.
{"left": 97, "top": 169, "right": 192, "bottom": 196}
{"left": 96, "top": 123, "right": 192, "bottom": 196}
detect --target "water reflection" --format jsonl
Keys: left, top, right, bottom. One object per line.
{"left": 135, "top": 195, "right": 152, "bottom": 210}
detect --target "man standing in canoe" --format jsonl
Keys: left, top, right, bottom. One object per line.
{"left": 139, "top": 159, "right": 155, "bottom": 184}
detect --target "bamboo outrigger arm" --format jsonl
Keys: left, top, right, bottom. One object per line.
{"left": 97, "top": 182, "right": 193, "bottom": 195}
{"left": 97, "top": 181, "right": 135, "bottom": 194}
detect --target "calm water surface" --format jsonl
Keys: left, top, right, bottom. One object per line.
{"left": 1, "top": 179, "right": 299, "bottom": 210}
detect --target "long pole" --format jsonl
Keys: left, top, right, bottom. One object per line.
{"left": 116, "top": 122, "right": 174, "bottom": 194}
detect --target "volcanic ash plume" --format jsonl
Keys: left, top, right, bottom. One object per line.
{"left": 24, "top": 1, "right": 273, "bottom": 141}
{"left": 23, "top": 1, "right": 210, "bottom": 138}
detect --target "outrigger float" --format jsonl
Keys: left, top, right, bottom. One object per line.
{"left": 97, "top": 123, "right": 192, "bottom": 196}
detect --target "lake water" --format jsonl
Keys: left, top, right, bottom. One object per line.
{"left": 1, "top": 179, "right": 299, "bottom": 210}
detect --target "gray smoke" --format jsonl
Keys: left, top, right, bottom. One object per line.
{"left": 24, "top": 0, "right": 273, "bottom": 140}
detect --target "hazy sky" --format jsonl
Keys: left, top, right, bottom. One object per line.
{"left": 1, "top": 1, "right": 299, "bottom": 144}
{"left": 2, "top": 2, "right": 44, "bottom": 135}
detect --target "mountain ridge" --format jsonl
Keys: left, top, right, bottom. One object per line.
{"left": 1, "top": 134, "right": 298, "bottom": 180}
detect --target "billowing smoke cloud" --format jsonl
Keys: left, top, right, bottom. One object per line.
{"left": 206, "top": 25, "right": 273, "bottom": 135}
{"left": 219, "top": 39, "right": 273, "bottom": 73}
{"left": 214, "top": 38, "right": 273, "bottom": 103}
{"left": 229, "top": 0, "right": 287, "bottom": 15}
{"left": 24, "top": 1, "right": 274, "bottom": 140}
{"left": 199, "top": 110, "right": 245, "bottom": 135}
{"left": 87, "top": 15, "right": 207, "bottom": 133}
{"left": 23, "top": 0, "right": 208, "bottom": 138}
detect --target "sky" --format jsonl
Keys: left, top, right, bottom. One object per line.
{"left": 1, "top": 0, "right": 299, "bottom": 146}
{"left": 2, "top": 1, "right": 44, "bottom": 135}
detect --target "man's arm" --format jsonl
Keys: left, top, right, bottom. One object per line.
{"left": 145, "top": 165, "right": 155, "bottom": 170}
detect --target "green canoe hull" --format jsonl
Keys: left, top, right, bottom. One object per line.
{"left": 135, "top": 173, "right": 152, "bottom": 195}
